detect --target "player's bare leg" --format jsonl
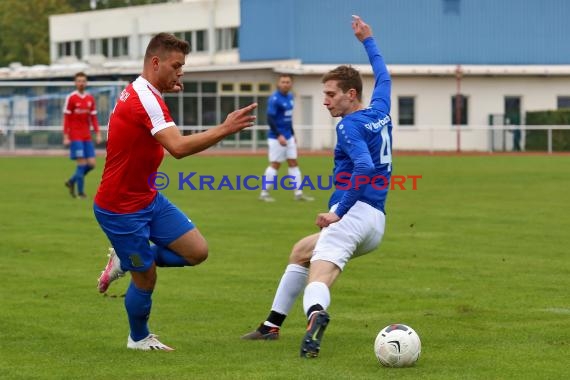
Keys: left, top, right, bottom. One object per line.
{"left": 242, "top": 233, "right": 319, "bottom": 340}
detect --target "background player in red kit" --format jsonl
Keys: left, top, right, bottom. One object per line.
{"left": 63, "top": 72, "right": 101, "bottom": 198}
{"left": 93, "top": 33, "right": 257, "bottom": 351}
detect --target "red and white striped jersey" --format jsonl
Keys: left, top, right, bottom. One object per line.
{"left": 95, "top": 76, "right": 175, "bottom": 213}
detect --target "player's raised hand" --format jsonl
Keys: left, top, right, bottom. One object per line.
{"left": 352, "top": 15, "right": 373, "bottom": 42}
{"left": 223, "top": 103, "right": 258, "bottom": 133}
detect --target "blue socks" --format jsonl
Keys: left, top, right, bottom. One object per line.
{"left": 151, "top": 245, "right": 190, "bottom": 267}
{"left": 69, "top": 165, "right": 93, "bottom": 195}
{"left": 83, "top": 165, "right": 94, "bottom": 176}
{"left": 125, "top": 282, "right": 152, "bottom": 342}
{"left": 124, "top": 247, "right": 188, "bottom": 342}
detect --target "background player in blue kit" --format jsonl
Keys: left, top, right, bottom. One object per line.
{"left": 243, "top": 15, "right": 393, "bottom": 359}
{"left": 259, "top": 74, "right": 313, "bottom": 202}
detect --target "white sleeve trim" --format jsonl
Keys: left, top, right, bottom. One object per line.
{"left": 151, "top": 121, "right": 175, "bottom": 135}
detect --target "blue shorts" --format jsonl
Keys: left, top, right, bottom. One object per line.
{"left": 70, "top": 140, "right": 95, "bottom": 160}
{"left": 93, "top": 193, "right": 195, "bottom": 272}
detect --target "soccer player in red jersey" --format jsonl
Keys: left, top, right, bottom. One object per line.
{"left": 63, "top": 72, "right": 102, "bottom": 198}
{"left": 93, "top": 33, "right": 257, "bottom": 351}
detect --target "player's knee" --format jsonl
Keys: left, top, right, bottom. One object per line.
{"left": 131, "top": 268, "right": 157, "bottom": 291}
{"left": 189, "top": 241, "right": 208, "bottom": 265}
{"left": 289, "top": 241, "right": 312, "bottom": 266}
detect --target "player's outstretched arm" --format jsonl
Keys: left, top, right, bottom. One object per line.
{"left": 154, "top": 103, "right": 257, "bottom": 159}
{"left": 352, "top": 15, "right": 391, "bottom": 114}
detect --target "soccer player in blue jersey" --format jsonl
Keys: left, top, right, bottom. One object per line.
{"left": 259, "top": 74, "right": 313, "bottom": 202}
{"left": 243, "top": 15, "right": 393, "bottom": 359}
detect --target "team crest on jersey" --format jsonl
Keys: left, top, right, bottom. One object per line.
{"left": 120, "top": 89, "right": 130, "bottom": 102}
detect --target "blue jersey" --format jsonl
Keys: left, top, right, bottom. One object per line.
{"left": 329, "top": 37, "right": 393, "bottom": 217}
{"left": 267, "top": 90, "right": 294, "bottom": 139}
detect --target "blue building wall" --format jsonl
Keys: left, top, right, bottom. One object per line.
{"left": 240, "top": 0, "right": 570, "bottom": 65}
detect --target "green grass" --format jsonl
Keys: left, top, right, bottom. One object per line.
{"left": 0, "top": 154, "right": 569, "bottom": 379}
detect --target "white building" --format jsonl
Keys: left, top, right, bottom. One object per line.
{"left": 1, "top": 0, "right": 569, "bottom": 151}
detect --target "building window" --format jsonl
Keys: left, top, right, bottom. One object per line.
{"left": 398, "top": 96, "right": 415, "bottom": 125}
{"left": 173, "top": 30, "right": 208, "bottom": 53}
{"left": 216, "top": 27, "right": 238, "bottom": 51}
{"left": 221, "top": 83, "right": 234, "bottom": 92}
{"left": 111, "top": 36, "right": 129, "bottom": 58}
{"left": 451, "top": 95, "right": 468, "bottom": 125}
{"left": 258, "top": 83, "right": 271, "bottom": 93}
{"left": 557, "top": 96, "right": 570, "bottom": 109}
{"left": 196, "top": 30, "right": 208, "bottom": 52}
{"left": 201, "top": 82, "right": 217, "bottom": 94}
{"left": 174, "top": 31, "right": 192, "bottom": 49}
{"left": 58, "top": 42, "right": 71, "bottom": 57}
{"left": 239, "top": 83, "right": 253, "bottom": 93}
{"left": 89, "top": 39, "right": 109, "bottom": 57}
{"left": 74, "top": 41, "right": 82, "bottom": 59}
{"left": 164, "top": 79, "right": 270, "bottom": 144}
{"left": 57, "top": 40, "right": 82, "bottom": 59}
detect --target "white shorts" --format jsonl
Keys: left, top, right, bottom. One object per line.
{"left": 268, "top": 137, "right": 298, "bottom": 163}
{"left": 311, "top": 201, "right": 386, "bottom": 271}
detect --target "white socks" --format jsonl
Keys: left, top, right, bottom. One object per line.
{"left": 270, "top": 264, "right": 309, "bottom": 315}
{"left": 303, "top": 281, "right": 330, "bottom": 316}
{"left": 261, "top": 166, "right": 278, "bottom": 195}
{"left": 261, "top": 166, "right": 304, "bottom": 196}
{"left": 288, "top": 167, "right": 303, "bottom": 196}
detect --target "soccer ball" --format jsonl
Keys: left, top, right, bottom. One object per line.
{"left": 374, "top": 324, "right": 421, "bottom": 367}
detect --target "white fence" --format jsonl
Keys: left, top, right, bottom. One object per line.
{"left": 0, "top": 124, "right": 569, "bottom": 154}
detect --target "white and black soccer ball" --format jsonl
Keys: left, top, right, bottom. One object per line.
{"left": 374, "top": 324, "right": 421, "bottom": 368}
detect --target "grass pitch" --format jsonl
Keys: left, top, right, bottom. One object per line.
{"left": 0, "top": 154, "right": 569, "bottom": 379}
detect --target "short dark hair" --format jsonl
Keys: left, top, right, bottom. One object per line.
{"left": 322, "top": 65, "right": 362, "bottom": 101}
{"left": 278, "top": 73, "right": 293, "bottom": 80}
{"left": 145, "top": 33, "right": 190, "bottom": 62}
{"left": 74, "top": 72, "right": 87, "bottom": 80}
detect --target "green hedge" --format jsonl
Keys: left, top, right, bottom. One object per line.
{"left": 525, "top": 110, "right": 570, "bottom": 151}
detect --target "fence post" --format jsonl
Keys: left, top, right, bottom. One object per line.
{"left": 8, "top": 125, "right": 15, "bottom": 151}
{"left": 251, "top": 125, "right": 258, "bottom": 153}
{"left": 429, "top": 126, "right": 434, "bottom": 154}
{"left": 547, "top": 128, "right": 552, "bottom": 154}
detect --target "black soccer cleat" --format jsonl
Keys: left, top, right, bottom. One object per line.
{"left": 300, "top": 311, "right": 330, "bottom": 358}
{"left": 65, "top": 180, "right": 76, "bottom": 198}
{"left": 241, "top": 324, "right": 280, "bottom": 340}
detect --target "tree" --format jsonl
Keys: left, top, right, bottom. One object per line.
{"left": 0, "top": 0, "right": 73, "bottom": 66}
{"left": 0, "top": 0, "right": 174, "bottom": 67}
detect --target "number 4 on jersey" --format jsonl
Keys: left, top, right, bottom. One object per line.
{"left": 380, "top": 126, "right": 392, "bottom": 172}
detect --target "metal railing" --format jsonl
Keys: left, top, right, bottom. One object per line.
{"left": 0, "top": 124, "right": 569, "bottom": 154}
